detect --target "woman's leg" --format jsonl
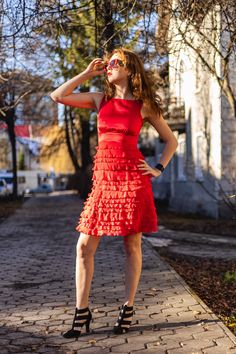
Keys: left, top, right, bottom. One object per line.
{"left": 123, "top": 232, "right": 142, "bottom": 306}
{"left": 63, "top": 232, "right": 100, "bottom": 338}
{"left": 76, "top": 232, "right": 101, "bottom": 308}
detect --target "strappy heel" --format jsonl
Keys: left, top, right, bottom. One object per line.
{"left": 62, "top": 306, "right": 92, "bottom": 338}
{"left": 113, "top": 304, "right": 134, "bottom": 334}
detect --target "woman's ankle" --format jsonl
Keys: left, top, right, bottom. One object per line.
{"left": 76, "top": 304, "right": 89, "bottom": 309}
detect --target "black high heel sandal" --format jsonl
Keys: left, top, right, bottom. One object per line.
{"left": 62, "top": 306, "right": 92, "bottom": 338}
{"left": 113, "top": 304, "right": 134, "bottom": 334}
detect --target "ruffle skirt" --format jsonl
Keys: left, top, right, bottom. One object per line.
{"left": 75, "top": 141, "right": 158, "bottom": 236}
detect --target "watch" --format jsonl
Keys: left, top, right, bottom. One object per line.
{"left": 154, "top": 163, "right": 165, "bottom": 173}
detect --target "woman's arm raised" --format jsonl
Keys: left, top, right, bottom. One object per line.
{"left": 50, "top": 58, "right": 106, "bottom": 109}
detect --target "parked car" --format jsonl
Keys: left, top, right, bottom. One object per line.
{"left": 0, "top": 172, "right": 26, "bottom": 196}
{"left": 25, "top": 184, "right": 53, "bottom": 195}
{"left": 0, "top": 178, "right": 10, "bottom": 196}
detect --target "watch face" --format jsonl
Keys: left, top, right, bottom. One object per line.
{"left": 156, "top": 163, "right": 164, "bottom": 172}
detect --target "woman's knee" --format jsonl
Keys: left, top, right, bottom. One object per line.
{"left": 123, "top": 233, "right": 142, "bottom": 256}
{"left": 76, "top": 233, "right": 100, "bottom": 259}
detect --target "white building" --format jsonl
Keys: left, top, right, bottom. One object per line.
{"left": 0, "top": 124, "right": 41, "bottom": 171}
{"left": 154, "top": 1, "right": 236, "bottom": 219}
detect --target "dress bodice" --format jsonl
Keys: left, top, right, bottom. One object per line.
{"left": 97, "top": 97, "right": 143, "bottom": 146}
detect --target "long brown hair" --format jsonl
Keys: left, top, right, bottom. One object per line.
{"left": 103, "top": 47, "right": 163, "bottom": 119}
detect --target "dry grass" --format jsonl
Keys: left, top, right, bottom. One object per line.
{"left": 0, "top": 196, "right": 25, "bottom": 223}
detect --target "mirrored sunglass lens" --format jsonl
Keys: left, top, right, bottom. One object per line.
{"left": 109, "top": 59, "right": 116, "bottom": 66}
{"left": 106, "top": 59, "right": 123, "bottom": 70}
{"left": 105, "top": 60, "right": 114, "bottom": 70}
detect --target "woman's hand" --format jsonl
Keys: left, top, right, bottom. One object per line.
{"left": 137, "top": 159, "right": 162, "bottom": 178}
{"left": 84, "top": 58, "right": 106, "bottom": 77}
{"left": 50, "top": 58, "right": 106, "bottom": 105}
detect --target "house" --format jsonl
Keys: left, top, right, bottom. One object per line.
{"left": 0, "top": 72, "right": 58, "bottom": 172}
{"left": 154, "top": 0, "right": 236, "bottom": 219}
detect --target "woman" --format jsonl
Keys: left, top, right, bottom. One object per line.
{"left": 50, "top": 47, "right": 178, "bottom": 338}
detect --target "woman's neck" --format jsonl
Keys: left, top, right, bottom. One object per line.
{"left": 114, "top": 92, "right": 134, "bottom": 99}
{"left": 114, "top": 86, "right": 133, "bottom": 100}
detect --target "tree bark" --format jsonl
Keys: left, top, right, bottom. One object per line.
{"left": 6, "top": 108, "right": 17, "bottom": 198}
{"left": 64, "top": 105, "right": 80, "bottom": 173}
{"left": 79, "top": 118, "right": 93, "bottom": 199}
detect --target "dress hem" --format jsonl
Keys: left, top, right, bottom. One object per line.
{"left": 75, "top": 226, "right": 158, "bottom": 237}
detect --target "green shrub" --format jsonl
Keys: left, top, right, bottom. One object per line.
{"left": 222, "top": 270, "right": 236, "bottom": 283}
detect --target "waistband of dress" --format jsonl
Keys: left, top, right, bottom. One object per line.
{"left": 99, "top": 132, "right": 138, "bottom": 145}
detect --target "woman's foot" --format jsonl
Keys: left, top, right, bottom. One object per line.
{"left": 62, "top": 307, "right": 92, "bottom": 338}
{"left": 113, "top": 304, "right": 134, "bottom": 334}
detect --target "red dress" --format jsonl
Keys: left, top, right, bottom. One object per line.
{"left": 75, "top": 96, "right": 158, "bottom": 237}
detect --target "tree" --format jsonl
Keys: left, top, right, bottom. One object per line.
{"left": 0, "top": 70, "right": 54, "bottom": 197}
{"left": 1, "top": 0, "right": 163, "bottom": 197}
{"left": 34, "top": 0, "right": 144, "bottom": 197}
{"left": 156, "top": 0, "right": 236, "bottom": 117}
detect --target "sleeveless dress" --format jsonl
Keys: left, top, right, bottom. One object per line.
{"left": 75, "top": 96, "right": 158, "bottom": 237}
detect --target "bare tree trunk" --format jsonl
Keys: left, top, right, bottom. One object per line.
{"left": 79, "top": 118, "right": 93, "bottom": 199}
{"left": 64, "top": 105, "right": 80, "bottom": 173}
{"left": 81, "top": 118, "right": 92, "bottom": 168}
{"left": 101, "top": 0, "right": 115, "bottom": 51}
{"left": 6, "top": 108, "right": 17, "bottom": 198}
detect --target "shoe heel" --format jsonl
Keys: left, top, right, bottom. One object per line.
{"left": 86, "top": 321, "right": 90, "bottom": 333}
{"left": 85, "top": 310, "right": 92, "bottom": 333}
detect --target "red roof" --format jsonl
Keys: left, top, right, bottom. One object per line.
{"left": 0, "top": 123, "right": 30, "bottom": 137}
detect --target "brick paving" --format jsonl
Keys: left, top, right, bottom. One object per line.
{"left": 143, "top": 228, "right": 236, "bottom": 260}
{"left": 0, "top": 192, "right": 236, "bottom": 354}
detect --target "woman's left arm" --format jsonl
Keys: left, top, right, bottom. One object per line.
{"left": 138, "top": 106, "right": 178, "bottom": 178}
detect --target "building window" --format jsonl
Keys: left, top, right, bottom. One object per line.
{"left": 177, "top": 136, "right": 187, "bottom": 181}
{"left": 195, "top": 134, "right": 204, "bottom": 181}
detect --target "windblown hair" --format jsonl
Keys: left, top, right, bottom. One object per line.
{"left": 103, "top": 47, "right": 163, "bottom": 119}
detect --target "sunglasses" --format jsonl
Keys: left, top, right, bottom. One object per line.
{"left": 105, "top": 59, "right": 125, "bottom": 70}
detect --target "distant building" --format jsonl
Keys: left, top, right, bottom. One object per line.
{"left": 0, "top": 123, "right": 41, "bottom": 170}
{"left": 0, "top": 84, "right": 58, "bottom": 172}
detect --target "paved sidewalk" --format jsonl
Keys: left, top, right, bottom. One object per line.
{"left": 0, "top": 193, "right": 235, "bottom": 354}
{"left": 143, "top": 227, "right": 236, "bottom": 259}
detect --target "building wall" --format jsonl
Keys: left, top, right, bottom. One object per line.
{"left": 158, "top": 4, "right": 224, "bottom": 218}
{"left": 219, "top": 45, "right": 236, "bottom": 217}
{"left": 152, "top": 138, "right": 171, "bottom": 201}
{"left": 0, "top": 135, "right": 40, "bottom": 171}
